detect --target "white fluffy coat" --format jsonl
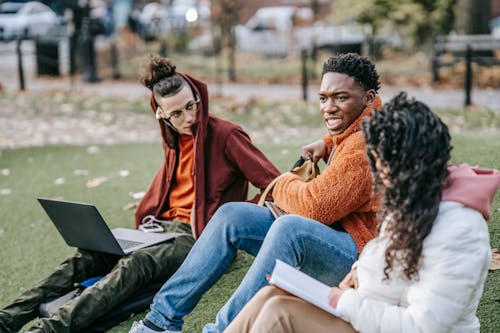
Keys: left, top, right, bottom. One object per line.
{"left": 337, "top": 201, "right": 491, "bottom": 333}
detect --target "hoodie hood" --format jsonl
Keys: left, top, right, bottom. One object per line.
{"left": 137, "top": 73, "right": 280, "bottom": 237}
{"left": 149, "top": 72, "right": 209, "bottom": 148}
{"left": 442, "top": 163, "right": 500, "bottom": 220}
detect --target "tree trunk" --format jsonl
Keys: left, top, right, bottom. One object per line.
{"left": 227, "top": 30, "right": 236, "bottom": 82}
{"left": 454, "top": 0, "right": 491, "bottom": 34}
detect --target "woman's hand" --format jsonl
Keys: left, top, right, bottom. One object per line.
{"left": 328, "top": 286, "right": 344, "bottom": 308}
{"left": 301, "top": 140, "right": 326, "bottom": 162}
{"left": 329, "top": 267, "right": 358, "bottom": 308}
{"left": 339, "top": 267, "right": 358, "bottom": 290}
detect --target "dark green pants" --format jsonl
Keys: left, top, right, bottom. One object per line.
{"left": 0, "top": 222, "right": 194, "bottom": 333}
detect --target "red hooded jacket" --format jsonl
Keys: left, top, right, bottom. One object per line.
{"left": 135, "top": 73, "right": 280, "bottom": 238}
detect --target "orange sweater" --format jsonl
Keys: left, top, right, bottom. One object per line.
{"left": 161, "top": 134, "right": 195, "bottom": 224}
{"left": 273, "top": 97, "right": 383, "bottom": 252}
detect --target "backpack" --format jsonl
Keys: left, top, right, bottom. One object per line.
{"left": 39, "top": 277, "right": 163, "bottom": 332}
{"left": 88, "top": 281, "right": 163, "bottom": 332}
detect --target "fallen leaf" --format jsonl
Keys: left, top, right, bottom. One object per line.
{"left": 87, "top": 146, "right": 100, "bottom": 154}
{"left": 0, "top": 188, "right": 12, "bottom": 195}
{"left": 490, "top": 248, "right": 500, "bottom": 271}
{"left": 74, "top": 169, "right": 89, "bottom": 176}
{"left": 118, "top": 170, "right": 130, "bottom": 177}
{"left": 123, "top": 202, "right": 137, "bottom": 210}
{"left": 1, "top": 169, "right": 9, "bottom": 176}
{"left": 86, "top": 177, "right": 108, "bottom": 188}
{"left": 54, "top": 177, "right": 65, "bottom": 185}
{"left": 129, "top": 191, "right": 145, "bottom": 200}
{"left": 0, "top": 228, "right": 4, "bottom": 236}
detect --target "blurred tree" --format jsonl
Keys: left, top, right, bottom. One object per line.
{"left": 210, "top": 0, "right": 240, "bottom": 82}
{"left": 311, "top": 0, "right": 320, "bottom": 22}
{"left": 454, "top": 0, "right": 491, "bottom": 34}
{"left": 330, "top": 0, "right": 456, "bottom": 48}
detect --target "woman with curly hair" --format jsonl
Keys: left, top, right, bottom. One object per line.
{"left": 0, "top": 55, "right": 280, "bottom": 333}
{"left": 225, "top": 92, "right": 499, "bottom": 333}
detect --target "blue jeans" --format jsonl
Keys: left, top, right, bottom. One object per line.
{"left": 145, "top": 202, "right": 358, "bottom": 332}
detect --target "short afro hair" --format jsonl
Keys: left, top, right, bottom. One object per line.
{"left": 322, "top": 53, "right": 380, "bottom": 92}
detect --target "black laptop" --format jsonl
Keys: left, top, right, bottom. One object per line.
{"left": 38, "top": 198, "right": 176, "bottom": 256}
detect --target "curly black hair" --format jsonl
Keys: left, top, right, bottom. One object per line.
{"left": 362, "top": 92, "right": 452, "bottom": 281}
{"left": 139, "top": 55, "right": 187, "bottom": 97}
{"left": 322, "top": 53, "right": 380, "bottom": 92}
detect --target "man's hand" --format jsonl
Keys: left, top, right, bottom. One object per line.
{"left": 301, "top": 140, "right": 326, "bottom": 162}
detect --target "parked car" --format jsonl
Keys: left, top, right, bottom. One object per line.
{"left": 0, "top": 1, "right": 60, "bottom": 40}
{"left": 234, "top": 6, "right": 364, "bottom": 57}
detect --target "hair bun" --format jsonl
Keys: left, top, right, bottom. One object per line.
{"left": 140, "top": 55, "right": 177, "bottom": 91}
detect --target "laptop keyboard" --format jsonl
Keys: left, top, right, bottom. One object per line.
{"left": 116, "top": 238, "right": 144, "bottom": 249}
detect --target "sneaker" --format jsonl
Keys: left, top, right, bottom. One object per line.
{"left": 129, "top": 320, "right": 178, "bottom": 333}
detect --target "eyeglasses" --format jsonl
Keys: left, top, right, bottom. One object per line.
{"left": 158, "top": 97, "right": 200, "bottom": 122}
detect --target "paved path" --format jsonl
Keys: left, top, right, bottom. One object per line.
{"left": 212, "top": 83, "right": 500, "bottom": 111}
{"left": 3, "top": 77, "right": 499, "bottom": 111}
{"left": 1, "top": 40, "right": 499, "bottom": 110}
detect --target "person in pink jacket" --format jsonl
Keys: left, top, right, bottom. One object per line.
{"left": 226, "top": 92, "right": 499, "bottom": 333}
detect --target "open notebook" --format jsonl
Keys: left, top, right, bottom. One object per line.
{"left": 269, "top": 259, "right": 341, "bottom": 316}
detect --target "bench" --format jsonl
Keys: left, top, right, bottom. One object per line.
{"left": 432, "top": 34, "right": 500, "bottom": 106}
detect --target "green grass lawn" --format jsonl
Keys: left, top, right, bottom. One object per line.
{"left": 0, "top": 107, "right": 499, "bottom": 332}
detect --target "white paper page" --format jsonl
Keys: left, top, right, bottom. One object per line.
{"left": 269, "top": 259, "right": 341, "bottom": 316}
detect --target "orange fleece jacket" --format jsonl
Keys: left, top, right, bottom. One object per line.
{"left": 273, "top": 96, "right": 383, "bottom": 252}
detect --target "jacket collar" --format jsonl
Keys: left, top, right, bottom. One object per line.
{"left": 332, "top": 95, "right": 383, "bottom": 147}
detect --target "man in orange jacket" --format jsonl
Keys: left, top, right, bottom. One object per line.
{"left": 129, "top": 53, "right": 382, "bottom": 333}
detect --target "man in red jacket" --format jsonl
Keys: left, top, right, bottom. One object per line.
{"left": 129, "top": 53, "right": 382, "bottom": 333}
{"left": 0, "top": 55, "right": 280, "bottom": 333}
